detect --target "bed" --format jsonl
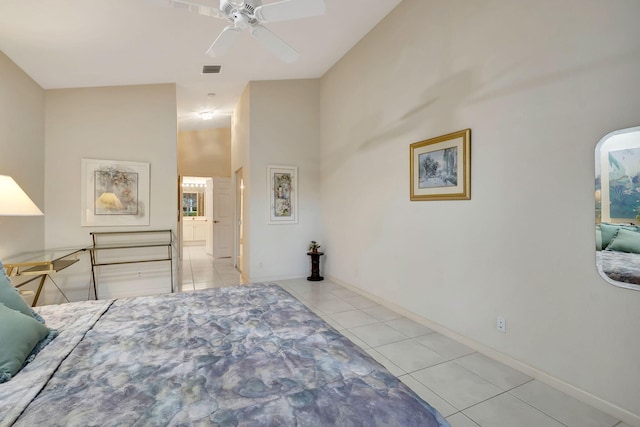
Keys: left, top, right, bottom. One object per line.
{"left": 0, "top": 283, "right": 449, "bottom": 426}
{"left": 597, "top": 250, "right": 640, "bottom": 285}
{"left": 596, "top": 223, "right": 640, "bottom": 286}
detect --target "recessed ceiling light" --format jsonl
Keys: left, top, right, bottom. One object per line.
{"left": 200, "top": 111, "right": 214, "bottom": 120}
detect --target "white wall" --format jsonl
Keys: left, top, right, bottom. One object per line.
{"left": 44, "top": 84, "right": 178, "bottom": 301}
{"left": 320, "top": 0, "right": 640, "bottom": 423}
{"left": 0, "top": 51, "right": 45, "bottom": 258}
{"left": 233, "top": 79, "right": 322, "bottom": 282}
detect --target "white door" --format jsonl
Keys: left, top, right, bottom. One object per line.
{"left": 213, "top": 177, "right": 233, "bottom": 258}
{"left": 205, "top": 178, "right": 214, "bottom": 255}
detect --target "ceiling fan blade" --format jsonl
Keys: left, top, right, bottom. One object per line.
{"left": 167, "top": 0, "right": 224, "bottom": 18}
{"left": 250, "top": 25, "right": 299, "bottom": 63}
{"left": 254, "top": 0, "right": 326, "bottom": 23}
{"left": 206, "top": 25, "right": 242, "bottom": 58}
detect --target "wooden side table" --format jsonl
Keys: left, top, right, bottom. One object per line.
{"left": 307, "top": 251, "right": 324, "bottom": 281}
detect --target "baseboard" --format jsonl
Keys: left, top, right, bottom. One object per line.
{"left": 326, "top": 275, "right": 640, "bottom": 427}
{"left": 249, "top": 273, "right": 305, "bottom": 283}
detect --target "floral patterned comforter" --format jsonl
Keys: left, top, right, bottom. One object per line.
{"left": 1, "top": 284, "right": 448, "bottom": 427}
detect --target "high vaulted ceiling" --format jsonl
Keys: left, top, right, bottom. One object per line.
{"left": 0, "top": 0, "right": 401, "bottom": 130}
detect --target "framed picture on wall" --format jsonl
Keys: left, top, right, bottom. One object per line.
{"left": 81, "top": 158, "right": 150, "bottom": 226}
{"left": 267, "top": 165, "right": 298, "bottom": 224}
{"left": 410, "top": 129, "right": 471, "bottom": 201}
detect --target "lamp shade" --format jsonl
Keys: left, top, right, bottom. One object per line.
{"left": 0, "top": 175, "right": 44, "bottom": 216}
{"left": 96, "top": 192, "right": 124, "bottom": 211}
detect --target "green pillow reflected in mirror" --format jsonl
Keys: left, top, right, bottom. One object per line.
{"left": 595, "top": 125, "right": 640, "bottom": 290}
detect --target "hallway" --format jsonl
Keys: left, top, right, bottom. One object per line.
{"left": 179, "top": 244, "right": 245, "bottom": 291}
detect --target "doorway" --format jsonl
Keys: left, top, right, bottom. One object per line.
{"left": 180, "top": 176, "right": 233, "bottom": 258}
{"left": 181, "top": 176, "right": 211, "bottom": 251}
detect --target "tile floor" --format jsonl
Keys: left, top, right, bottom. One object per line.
{"left": 180, "top": 245, "right": 631, "bottom": 427}
{"left": 180, "top": 244, "right": 246, "bottom": 290}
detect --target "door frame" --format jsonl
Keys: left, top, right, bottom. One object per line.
{"left": 234, "top": 168, "right": 244, "bottom": 273}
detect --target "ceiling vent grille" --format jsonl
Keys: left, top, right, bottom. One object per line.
{"left": 202, "top": 65, "right": 222, "bottom": 74}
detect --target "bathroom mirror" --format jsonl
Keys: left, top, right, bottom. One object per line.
{"left": 182, "top": 177, "right": 207, "bottom": 217}
{"left": 182, "top": 191, "right": 204, "bottom": 216}
{"left": 595, "top": 125, "right": 640, "bottom": 291}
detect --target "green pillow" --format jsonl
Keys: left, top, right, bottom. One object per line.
{"left": 606, "top": 228, "right": 640, "bottom": 254}
{"left": 599, "top": 223, "right": 620, "bottom": 248}
{"left": 599, "top": 223, "right": 640, "bottom": 249}
{"left": 0, "top": 260, "right": 45, "bottom": 323}
{"left": 596, "top": 225, "right": 603, "bottom": 251}
{"left": 0, "top": 303, "right": 57, "bottom": 383}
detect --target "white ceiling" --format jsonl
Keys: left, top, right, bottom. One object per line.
{"left": 0, "top": 0, "right": 401, "bottom": 130}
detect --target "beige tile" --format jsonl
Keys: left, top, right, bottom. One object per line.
{"left": 318, "top": 313, "right": 345, "bottom": 331}
{"left": 312, "top": 298, "right": 357, "bottom": 314}
{"left": 180, "top": 277, "right": 194, "bottom": 286}
{"left": 316, "top": 281, "right": 344, "bottom": 292}
{"left": 510, "top": 381, "right": 620, "bottom": 427}
{"left": 415, "top": 333, "right": 474, "bottom": 360}
{"left": 454, "top": 353, "right": 531, "bottom": 390}
{"left": 447, "top": 412, "right": 481, "bottom": 427}
{"left": 400, "top": 375, "right": 458, "bottom": 417}
{"left": 300, "top": 301, "right": 325, "bottom": 315}
{"left": 342, "top": 294, "right": 378, "bottom": 309}
{"left": 376, "top": 339, "right": 446, "bottom": 372}
{"left": 412, "top": 361, "right": 503, "bottom": 410}
{"left": 361, "top": 305, "right": 403, "bottom": 322}
{"left": 221, "top": 276, "right": 242, "bottom": 286}
{"left": 296, "top": 291, "right": 339, "bottom": 305}
{"left": 191, "top": 270, "right": 219, "bottom": 282}
{"left": 329, "top": 310, "right": 379, "bottom": 329}
{"left": 365, "top": 348, "right": 405, "bottom": 377}
{"left": 385, "top": 317, "right": 435, "bottom": 338}
{"left": 195, "top": 281, "right": 227, "bottom": 290}
{"left": 349, "top": 323, "right": 407, "bottom": 347}
{"left": 339, "top": 329, "right": 370, "bottom": 349}
{"left": 328, "top": 287, "right": 361, "bottom": 299}
{"left": 464, "top": 393, "right": 565, "bottom": 427}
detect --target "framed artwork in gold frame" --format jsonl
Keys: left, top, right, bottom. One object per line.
{"left": 410, "top": 129, "right": 471, "bottom": 201}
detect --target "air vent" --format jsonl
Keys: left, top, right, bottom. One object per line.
{"left": 202, "top": 65, "right": 222, "bottom": 74}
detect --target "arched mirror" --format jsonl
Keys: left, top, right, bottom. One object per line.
{"left": 595, "top": 125, "right": 640, "bottom": 290}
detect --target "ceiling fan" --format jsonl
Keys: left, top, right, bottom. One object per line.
{"left": 168, "top": 0, "right": 326, "bottom": 63}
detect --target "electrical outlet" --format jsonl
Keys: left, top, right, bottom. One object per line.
{"left": 496, "top": 316, "right": 506, "bottom": 333}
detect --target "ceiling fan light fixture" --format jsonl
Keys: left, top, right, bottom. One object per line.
{"left": 170, "top": 0, "right": 326, "bottom": 62}
{"left": 200, "top": 111, "right": 215, "bottom": 120}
